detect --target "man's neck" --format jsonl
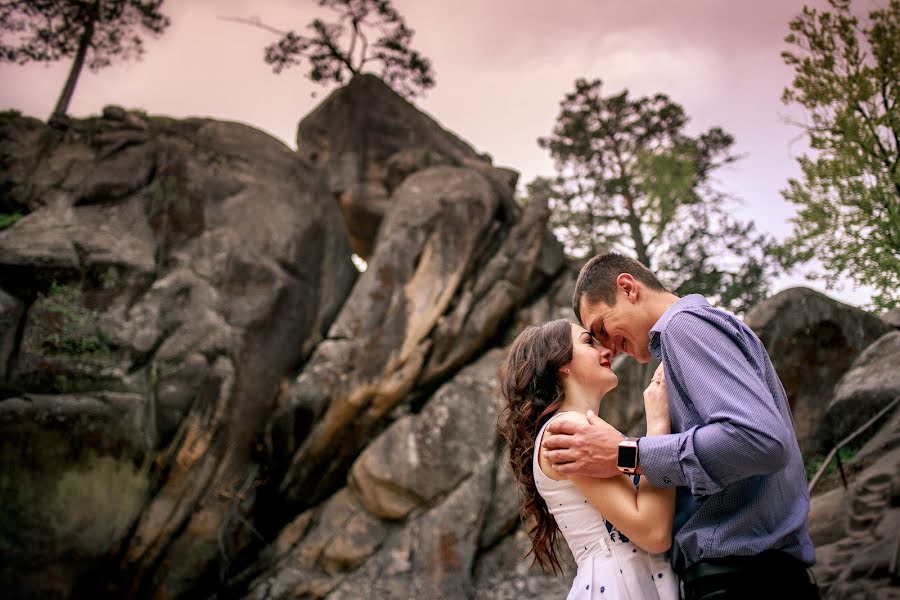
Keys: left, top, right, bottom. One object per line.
{"left": 645, "top": 291, "right": 680, "bottom": 325}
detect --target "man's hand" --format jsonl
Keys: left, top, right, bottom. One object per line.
{"left": 542, "top": 411, "right": 624, "bottom": 479}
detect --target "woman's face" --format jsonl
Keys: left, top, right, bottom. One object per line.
{"left": 564, "top": 323, "right": 618, "bottom": 393}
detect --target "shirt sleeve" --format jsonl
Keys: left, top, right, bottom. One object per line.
{"left": 639, "top": 310, "right": 792, "bottom": 496}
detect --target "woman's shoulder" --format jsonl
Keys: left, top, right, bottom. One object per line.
{"left": 551, "top": 410, "right": 589, "bottom": 426}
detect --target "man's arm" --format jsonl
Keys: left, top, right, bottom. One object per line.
{"left": 640, "top": 311, "right": 793, "bottom": 496}
{"left": 542, "top": 411, "right": 624, "bottom": 479}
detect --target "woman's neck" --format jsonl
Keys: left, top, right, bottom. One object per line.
{"left": 557, "top": 384, "right": 601, "bottom": 415}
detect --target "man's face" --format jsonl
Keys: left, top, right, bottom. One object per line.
{"left": 579, "top": 292, "right": 653, "bottom": 364}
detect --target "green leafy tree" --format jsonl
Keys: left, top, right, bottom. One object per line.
{"left": 778, "top": 0, "right": 900, "bottom": 310}
{"left": 537, "top": 78, "right": 782, "bottom": 314}
{"left": 227, "top": 0, "right": 434, "bottom": 99}
{"left": 0, "top": 1, "right": 170, "bottom": 121}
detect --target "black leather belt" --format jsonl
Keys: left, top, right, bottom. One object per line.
{"left": 680, "top": 551, "right": 817, "bottom": 600}
{"left": 682, "top": 550, "right": 808, "bottom": 583}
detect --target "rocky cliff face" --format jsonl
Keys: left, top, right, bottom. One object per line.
{"left": 0, "top": 77, "right": 897, "bottom": 600}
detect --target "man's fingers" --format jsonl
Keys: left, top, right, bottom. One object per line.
{"left": 544, "top": 449, "right": 576, "bottom": 465}
{"left": 546, "top": 418, "right": 579, "bottom": 435}
{"left": 553, "top": 462, "right": 575, "bottom": 475}
{"left": 541, "top": 432, "right": 573, "bottom": 450}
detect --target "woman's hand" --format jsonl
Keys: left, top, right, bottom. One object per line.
{"left": 643, "top": 363, "right": 671, "bottom": 436}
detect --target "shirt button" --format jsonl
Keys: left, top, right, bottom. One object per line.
{"left": 663, "top": 477, "right": 671, "bottom": 484}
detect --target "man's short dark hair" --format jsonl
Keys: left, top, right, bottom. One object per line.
{"left": 572, "top": 253, "right": 668, "bottom": 324}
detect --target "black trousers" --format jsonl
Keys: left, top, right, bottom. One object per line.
{"left": 680, "top": 551, "right": 820, "bottom": 600}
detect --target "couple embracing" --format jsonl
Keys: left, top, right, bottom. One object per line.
{"left": 498, "top": 253, "right": 819, "bottom": 600}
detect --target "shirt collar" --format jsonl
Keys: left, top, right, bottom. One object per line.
{"left": 648, "top": 294, "right": 709, "bottom": 358}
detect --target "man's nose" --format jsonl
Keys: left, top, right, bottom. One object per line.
{"left": 599, "top": 341, "right": 616, "bottom": 359}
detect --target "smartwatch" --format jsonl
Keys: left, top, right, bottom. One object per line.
{"left": 617, "top": 437, "right": 639, "bottom": 475}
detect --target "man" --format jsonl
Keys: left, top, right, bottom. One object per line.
{"left": 543, "top": 253, "right": 818, "bottom": 600}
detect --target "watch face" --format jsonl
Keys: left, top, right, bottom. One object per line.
{"left": 618, "top": 445, "right": 637, "bottom": 467}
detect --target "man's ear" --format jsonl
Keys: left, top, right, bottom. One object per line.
{"left": 616, "top": 273, "right": 638, "bottom": 303}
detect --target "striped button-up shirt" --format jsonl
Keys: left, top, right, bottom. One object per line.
{"left": 639, "top": 295, "right": 815, "bottom": 573}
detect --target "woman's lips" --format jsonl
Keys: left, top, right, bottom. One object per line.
{"left": 600, "top": 360, "right": 611, "bottom": 368}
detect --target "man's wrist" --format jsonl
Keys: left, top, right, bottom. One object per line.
{"left": 616, "top": 437, "right": 640, "bottom": 475}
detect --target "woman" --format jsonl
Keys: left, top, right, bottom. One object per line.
{"left": 498, "top": 319, "right": 678, "bottom": 599}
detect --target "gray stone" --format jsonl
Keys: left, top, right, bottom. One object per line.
{"left": 881, "top": 307, "right": 900, "bottom": 329}
{"left": 0, "top": 288, "right": 23, "bottom": 380}
{"left": 275, "top": 165, "right": 557, "bottom": 511}
{"left": 349, "top": 349, "right": 505, "bottom": 520}
{"left": 810, "top": 441, "right": 900, "bottom": 600}
{"left": 744, "top": 287, "right": 890, "bottom": 454}
{"left": 478, "top": 446, "right": 521, "bottom": 550}
{"left": 0, "top": 112, "right": 357, "bottom": 599}
{"left": 296, "top": 73, "right": 518, "bottom": 259}
{"left": 827, "top": 331, "right": 900, "bottom": 444}
{"left": 0, "top": 392, "right": 153, "bottom": 593}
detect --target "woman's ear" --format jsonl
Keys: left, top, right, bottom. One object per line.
{"left": 559, "top": 363, "right": 571, "bottom": 376}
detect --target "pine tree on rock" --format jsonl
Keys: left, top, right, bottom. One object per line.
{"left": 0, "top": 0, "right": 170, "bottom": 121}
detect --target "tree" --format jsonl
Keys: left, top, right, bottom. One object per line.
{"left": 0, "top": 1, "right": 170, "bottom": 121}
{"left": 537, "top": 78, "right": 782, "bottom": 314}
{"left": 778, "top": 0, "right": 900, "bottom": 310}
{"left": 226, "top": 0, "right": 434, "bottom": 99}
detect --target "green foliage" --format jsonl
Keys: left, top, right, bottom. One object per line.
{"left": 804, "top": 446, "right": 859, "bottom": 481}
{"left": 40, "top": 282, "right": 113, "bottom": 358}
{"left": 0, "top": 211, "right": 23, "bottom": 229}
{"left": 0, "top": 1, "right": 170, "bottom": 118}
{"left": 257, "top": 0, "right": 435, "bottom": 99}
{"left": 537, "top": 79, "right": 783, "bottom": 314}
{"left": 778, "top": 0, "right": 900, "bottom": 310}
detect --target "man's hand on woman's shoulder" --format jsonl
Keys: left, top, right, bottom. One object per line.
{"left": 542, "top": 411, "right": 624, "bottom": 479}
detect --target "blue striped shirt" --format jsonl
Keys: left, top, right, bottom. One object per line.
{"left": 639, "top": 295, "right": 815, "bottom": 573}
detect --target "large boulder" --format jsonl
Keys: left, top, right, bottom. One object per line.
{"left": 809, "top": 407, "right": 900, "bottom": 599}
{"left": 827, "top": 331, "right": 900, "bottom": 443}
{"left": 0, "top": 110, "right": 357, "bottom": 597}
{"left": 296, "top": 73, "right": 519, "bottom": 258}
{"left": 246, "top": 349, "right": 511, "bottom": 599}
{"left": 744, "top": 287, "right": 890, "bottom": 454}
{"left": 881, "top": 308, "right": 900, "bottom": 329}
{"left": 271, "top": 164, "right": 563, "bottom": 513}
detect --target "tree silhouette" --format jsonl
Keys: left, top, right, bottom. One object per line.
{"left": 226, "top": 0, "right": 434, "bottom": 99}
{"left": 0, "top": 0, "right": 170, "bottom": 121}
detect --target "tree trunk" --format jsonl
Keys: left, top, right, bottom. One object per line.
{"left": 623, "top": 190, "right": 651, "bottom": 268}
{"left": 50, "top": 17, "right": 95, "bottom": 122}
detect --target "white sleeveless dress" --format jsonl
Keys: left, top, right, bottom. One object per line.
{"left": 534, "top": 415, "right": 679, "bottom": 600}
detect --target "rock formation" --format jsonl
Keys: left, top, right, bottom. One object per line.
{"left": 0, "top": 109, "right": 357, "bottom": 597}
{"left": 744, "top": 288, "right": 890, "bottom": 455}
{"left": 0, "top": 76, "right": 897, "bottom": 600}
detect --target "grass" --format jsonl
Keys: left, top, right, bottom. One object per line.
{"left": 0, "top": 211, "right": 24, "bottom": 230}
{"left": 804, "top": 446, "right": 859, "bottom": 482}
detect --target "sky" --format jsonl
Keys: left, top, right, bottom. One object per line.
{"left": 0, "top": 0, "right": 882, "bottom": 308}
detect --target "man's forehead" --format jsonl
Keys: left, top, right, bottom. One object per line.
{"left": 579, "top": 298, "right": 611, "bottom": 332}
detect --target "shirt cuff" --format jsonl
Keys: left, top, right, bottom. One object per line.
{"left": 639, "top": 433, "right": 685, "bottom": 488}
{"left": 640, "top": 429, "right": 724, "bottom": 496}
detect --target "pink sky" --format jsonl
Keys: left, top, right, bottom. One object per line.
{"left": 0, "top": 0, "right": 878, "bottom": 307}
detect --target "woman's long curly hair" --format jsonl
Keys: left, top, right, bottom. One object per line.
{"left": 497, "top": 319, "right": 573, "bottom": 574}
